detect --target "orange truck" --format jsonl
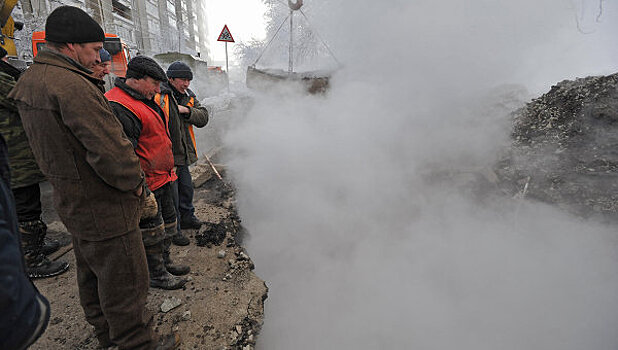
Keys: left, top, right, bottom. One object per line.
{"left": 31, "top": 31, "right": 131, "bottom": 77}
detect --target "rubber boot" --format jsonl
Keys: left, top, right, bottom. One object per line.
{"left": 20, "top": 219, "right": 60, "bottom": 255}
{"left": 171, "top": 218, "right": 190, "bottom": 246}
{"left": 163, "top": 222, "right": 190, "bottom": 275}
{"left": 145, "top": 242, "right": 187, "bottom": 290}
{"left": 163, "top": 239, "right": 190, "bottom": 276}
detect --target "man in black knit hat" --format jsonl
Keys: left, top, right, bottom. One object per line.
{"left": 9, "top": 6, "right": 178, "bottom": 350}
{"left": 157, "top": 61, "right": 209, "bottom": 240}
{"left": 106, "top": 56, "right": 191, "bottom": 290}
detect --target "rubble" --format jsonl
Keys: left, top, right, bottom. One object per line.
{"left": 181, "top": 310, "right": 192, "bottom": 321}
{"left": 191, "top": 162, "right": 215, "bottom": 188}
{"left": 195, "top": 220, "right": 229, "bottom": 247}
{"left": 160, "top": 297, "right": 183, "bottom": 313}
{"left": 495, "top": 73, "right": 618, "bottom": 222}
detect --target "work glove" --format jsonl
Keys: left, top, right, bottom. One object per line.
{"left": 141, "top": 187, "right": 158, "bottom": 220}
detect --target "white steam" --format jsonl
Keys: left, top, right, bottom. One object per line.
{"left": 217, "top": 0, "right": 618, "bottom": 349}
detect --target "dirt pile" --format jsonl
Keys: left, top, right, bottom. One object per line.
{"left": 495, "top": 73, "right": 618, "bottom": 221}
{"left": 31, "top": 164, "right": 267, "bottom": 350}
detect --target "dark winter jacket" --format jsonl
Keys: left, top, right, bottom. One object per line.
{"left": 8, "top": 49, "right": 145, "bottom": 241}
{"left": 0, "top": 62, "right": 46, "bottom": 189}
{"left": 106, "top": 78, "right": 177, "bottom": 191}
{"left": 0, "top": 134, "right": 50, "bottom": 350}
{"left": 158, "top": 81, "right": 208, "bottom": 165}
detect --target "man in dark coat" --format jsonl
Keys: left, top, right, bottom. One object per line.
{"left": 106, "top": 56, "right": 190, "bottom": 290}
{"left": 157, "top": 61, "right": 209, "bottom": 239}
{"left": 0, "top": 133, "right": 50, "bottom": 350}
{"left": 8, "top": 6, "right": 172, "bottom": 349}
{"left": 0, "top": 45, "right": 69, "bottom": 279}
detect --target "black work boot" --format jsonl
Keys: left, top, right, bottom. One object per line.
{"left": 179, "top": 216, "right": 202, "bottom": 230}
{"left": 20, "top": 219, "right": 60, "bottom": 255}
{"left": 163, "top": 238, "right": 190, "bottom": 276}
{"left": 171, "top": 232, "right": 190, "bottom": 246}
{"left": 145, "top": 243, "right": 187, "bottom": 290}
{"left": 42, "top": 237, "right": 61, "bottom": 255}
{"left": 170, "top": 218, "right": 190, "bottom": 246}
{"left": 20, "top": 221, "right": 69, "bottom": 278}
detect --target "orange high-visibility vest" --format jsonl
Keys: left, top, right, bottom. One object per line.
{"left": 107, "top": 87, "right": 177, "bottom": 191}
{"left": 155, "top": 93, "right": 197, "bottom": 158}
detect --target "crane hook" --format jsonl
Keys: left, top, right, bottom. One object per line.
{"left": 288, "top": 0, "right": 303, "bottom": 11}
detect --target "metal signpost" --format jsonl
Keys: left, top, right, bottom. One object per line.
{"left": 217, "top": 24, "right": 235, "bottom": 77}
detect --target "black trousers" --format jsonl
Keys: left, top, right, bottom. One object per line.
{"left": 175, "top": 165, "right": 195, "bottom": 220}
{"left": 153, "top": 182, "right": 177, "bottom": 226}
{"left": 12, "top": 183, "right": 42, "bottom": 222}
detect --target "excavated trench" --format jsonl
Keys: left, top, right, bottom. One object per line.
{"left": 27, "top": 71, "right": 618, "bottom": 349}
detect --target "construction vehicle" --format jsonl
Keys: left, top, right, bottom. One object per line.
{"left": 0, "top": 0, "right": 23, "bottom": 58}
{"left": 32, "top": 31, "right": 132, "bottom": 78}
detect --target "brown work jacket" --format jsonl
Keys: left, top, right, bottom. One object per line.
{"left": 8, "top": 49, "right": 144, "bottom": 241}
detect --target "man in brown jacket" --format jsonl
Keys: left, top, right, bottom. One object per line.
{"left": 8, "top": 6, "right": 176, "bottom": 350}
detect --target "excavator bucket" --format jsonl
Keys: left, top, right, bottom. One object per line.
{"left": 0, "top": 0, "right": 18, "bottom": 27}
{"left": 0, "top": 0, "right": 18, "bottom": 56}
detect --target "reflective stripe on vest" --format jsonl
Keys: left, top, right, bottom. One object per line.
{"left": 156, "top": 93, "right": 198, "bottom": 159}
{"left": 186, "top": 97, "right": 197, "bottom": 157}
{"left": 106, "top": 87, "right": 177, "bottom": 191}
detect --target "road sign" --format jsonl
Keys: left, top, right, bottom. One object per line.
{"left": 217, "top": 25, "right": 235, "bottom": 43}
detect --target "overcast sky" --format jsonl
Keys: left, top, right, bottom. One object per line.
{"left": 203, "top": 0, "right": 267, "bottom": 64}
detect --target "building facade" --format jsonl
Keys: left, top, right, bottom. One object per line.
{"left": 15, "top": 0, "right": 210, "bottom": 60}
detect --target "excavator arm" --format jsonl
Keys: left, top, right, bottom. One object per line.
{"left": 1, "top": 0, "right": 20, "bottom": 56}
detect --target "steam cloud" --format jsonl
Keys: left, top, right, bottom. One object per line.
{"left": 214, "top": 1, "right": 618, "bottom": 349}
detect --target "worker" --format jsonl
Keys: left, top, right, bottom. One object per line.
{"left": 91, "top": 47, "right": 111, "bottom": 79}
{"left": 157, "top": 61, "right": 209, "bottom": 241}
{"left": 8, "top": 6, "right": 178, "bottom": 349}
{"left": 106, "top": 55, "right": 191, "bottom": 289}
{"left": 0, "top": 44, "right": 69, "bottom": 278}
{"left": 0, "top": 132, "right": 51, "bottom": 350}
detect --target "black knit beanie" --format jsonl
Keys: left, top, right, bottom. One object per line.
{"left": 126, "top": 56, "right": 168, "bottom": 81}
{"left": 45, "top": 6, "right": 104, "bottom": 43}
{"left": 166, "top": 61, "right": 193, "bottom": 80}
